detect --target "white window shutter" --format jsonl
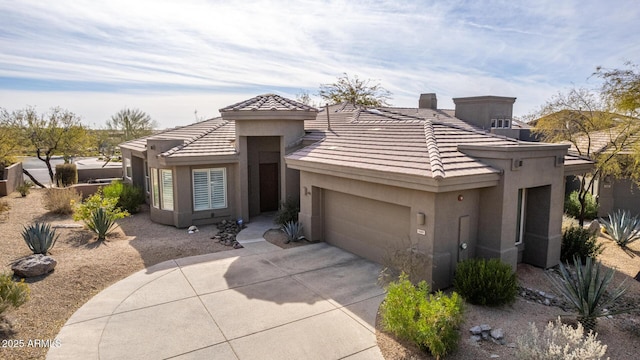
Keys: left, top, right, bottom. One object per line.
{"left": 193, "top": 170, "right": 209, "bottom": 211}
{"left": 161, "top": 169, "right": 174, "bottom": 211}
{"left": 210, "top": 169, "right": 226, "bottom": 209}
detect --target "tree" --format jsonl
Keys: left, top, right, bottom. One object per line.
{"left": 0, "top": 110, "right": 22, "bottom": 169}
{"left": 3, "top": 106, "right": 91, "bottom": 187}
{"left": 318, "top": 73, "right": 392, "bottom": 107}
{"left": 596, "top": 61, "right": 640, "bottom": 117}
{"left": 532, "top": 87, "right": 640, "bottom": 225}
{"left": 107, "top": 108, "right": 156, "bottom": 142}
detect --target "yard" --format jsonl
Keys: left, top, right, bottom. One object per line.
{"left": 1, "top": 188, "right": 640, "bottom": 359}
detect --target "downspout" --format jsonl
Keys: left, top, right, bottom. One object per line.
{"left": 325, "top": 103, "right": 331, "bottom": 131}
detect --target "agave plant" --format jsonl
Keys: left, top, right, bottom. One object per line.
{"left": 86, "top": 207, "right": 118, "bottom": 242}
{"left": 600, "top": 209, "right": 640, "bottom": 249}
{"left": 22, "top": 222, "right": 59, "bottom": 254}
{"left": 547, "top": 255, "right": 628, "bottom": 331}
{"left": 282, "top": 221, "right": 306, "bottom": 244}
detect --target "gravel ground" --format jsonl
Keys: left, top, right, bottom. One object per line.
{"left": 376, "top": 236, "right": 640, "bottom": 359}
{"left": 0, "top": 189, "right": 233, "bottom": 360}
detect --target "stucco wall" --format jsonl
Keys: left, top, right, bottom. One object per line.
{"left": 598, "top": 177, "right": 640, "bottom": 216}
{"left": 77, "top": 167, "right": 123, "bottom": 182}
{"left": 0, "top": 162, "right": 24, "bottom": 196}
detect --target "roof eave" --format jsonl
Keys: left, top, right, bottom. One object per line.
{"left": 158, "top": 154, "right": 240, "bottom": 166}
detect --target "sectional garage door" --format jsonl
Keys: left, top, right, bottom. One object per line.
{"left": 323, "top": 190, "right": 411, "bottom": 263}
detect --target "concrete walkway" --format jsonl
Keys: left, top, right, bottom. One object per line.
{"left": 47, "top": 217, "right": 385, "bottom": 360}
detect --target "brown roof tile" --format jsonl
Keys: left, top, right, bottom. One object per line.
{"left": 219, "top": 94, "right": 317, "bottom": 112}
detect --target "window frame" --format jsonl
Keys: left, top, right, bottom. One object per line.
{"left": 515, "top": 188, "right": 526, "bottom": 245}
{"left": 151, "top": 168, "right": 159, "bottom": 208}
{"left": 192, "top": 168, "right": 227, "bottom": 211}
{"left": 124, "top": 157, "right": 132, "bottom": 179}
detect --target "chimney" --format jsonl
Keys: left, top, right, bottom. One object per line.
{"left": 419, "top": 93, "right": 437, "bottom": 110}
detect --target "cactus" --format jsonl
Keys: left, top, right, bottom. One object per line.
{"left": 600, "top": 209, "right": 640, "bottom": 249}
{"left": 282, "top": 221, "right": 305, "bottom": 244}
{"left": 22, "top": 222, "right": 59, "bottom": 254}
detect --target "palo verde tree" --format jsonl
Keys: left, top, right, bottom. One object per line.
{"left": 107, "top": 108, "right": 156, "bottom": 142}
{"left": 596, "top": 61, "right": 640, "bottom": 118}
{"left": 4, "top": 106, "right": 91, "bottom": 187}
{"left": 318, "top": 73, "right": 392, "bottom": 107}
{"left": 0, "top": 110, "right": 22, "bottom": 170}
{"left": 532, "top": 87, "right": 640, "bottom": 225}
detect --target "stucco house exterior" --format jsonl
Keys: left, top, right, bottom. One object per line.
{"left": 119, "top": 93, "right": 591, "bottom": 289}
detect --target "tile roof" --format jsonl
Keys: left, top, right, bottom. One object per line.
{"left": 288, "top": 107, "right": 520, "bottom": 179}
{"left": 219, "top": 94, "right": 317, "bottom": 112}
{"left": 119, "top": 118, "right": 236, "bottom": 158}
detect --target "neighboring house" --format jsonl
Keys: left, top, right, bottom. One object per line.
{"left": 568, "top": 127, "right": 640, "bottom": 217}
{"left": 119, "top": 93, "right": 591, "bottom": 289}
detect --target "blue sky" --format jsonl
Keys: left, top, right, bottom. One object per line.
{"left": 0, "top": 0, "right": 638, "bottom": 129}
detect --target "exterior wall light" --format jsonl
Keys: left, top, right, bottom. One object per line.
{"left": 458, "top": 194, "right": 464, "bottom": 201}
{"left": 416, "top": 212, "right": 425, "bottom": 225}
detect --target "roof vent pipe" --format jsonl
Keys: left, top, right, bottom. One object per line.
{"left": 325, "top": 103, "right": 331, "bottom": 130}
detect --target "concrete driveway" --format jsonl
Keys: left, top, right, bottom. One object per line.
{"left": 47, "top": 235, "right": 385, "bottom": 359}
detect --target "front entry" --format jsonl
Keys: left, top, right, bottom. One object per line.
{"left": 259, "top": 163, "right": 279, "bottom": 212}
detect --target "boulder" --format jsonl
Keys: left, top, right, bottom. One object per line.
{"left": 588, "top": 219, "right": 601, "bottom": 235}
{"left": 12, "top": 254, "right": 57, "bottom": 278}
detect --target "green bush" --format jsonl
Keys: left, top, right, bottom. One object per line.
{"left": 54, "top": 163, "right": 78, "bottom": 187}
{"left": 102, "top": 181, "right": 145, "bottom": 213}
{"left": 516, "top": 317, "right": 608, "bottom": 359}
{"left": 548, "top": 255, "right": 628, "bottom": 331}
{"left": 16, "top": 180, "right": 32, "bottom": 197}
{"left": 274, "top": 197, "right": 299, "bottom": 226}
{"left": 0, "top": 272, "right": 30, "bottom": 316}
{"left": 22, "top": 222, "right": 59, "bottom": 254}
{"left": 0, "top": 199, "right": 9, "bottom": 214}
{"left": 564, "top": 190, "right": 598, "bottom": 219}
{"left": 600, "top": 209, "right": 640, "bottom": 249}
{"left": 43, "top": 188, "right": 82, "bottom": 215}
{"left": 380, "top": 273, "right": 464, "bottom": 358}
{"left": 561, "top": 225, "right": 603, "bottom": 263}
{"left": 73, "top": 190, "right": 129, "bottom": 241}
{"left": 453, "top": 258, "right": 518, "bottom": 306}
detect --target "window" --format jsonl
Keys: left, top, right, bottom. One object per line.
{"left": 144, "top": 161, "right": 149, "bottom": 194}
{"left": 515, "top": 188, "right": 526, "bottom": 245}
{"left": 160, "top": 169, "right": 174, "bottom": 211}
{"left": 124, "top": 157, "right": 132, "bottom": 179}
{"left": 151, "top": 168, "right": 159, "bottom": 208}
{"left": 193, "top": 168, "right": 227, "bottom": 211}
{"left": 490, "top": 118, "right": 512, "bottom": 129}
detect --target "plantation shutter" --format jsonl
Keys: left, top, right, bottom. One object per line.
{"left": 193, "top": 170, "right": 210, "bottom": 211}
{"left": 192, "top": 168, "right": 226, "bottom": 211}
{"left": 210, "top": 168, "right": 226, "bottom": 209}
{"left": 161, "top": 169, "right": 174, "bottom": 211}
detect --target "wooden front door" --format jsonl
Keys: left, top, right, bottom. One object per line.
{"left": 259, "top": 163, "right": 279, "bottom": 212}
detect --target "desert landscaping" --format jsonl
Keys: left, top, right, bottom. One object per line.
{"left": 1, "top": 188, "right": 640, "bottom": 360}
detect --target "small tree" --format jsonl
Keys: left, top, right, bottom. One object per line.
{"left": 532, "top": 87, "right": 640, "bottom": 225}
{"left": 596, "top": 61, "right": 640, "bottom": 117}
{"left": 319, "top": 73, "right": 392, "bottom": 107}
{"left": 2, "top": 106, "right": 91, "bottom": 187}
{"left": 107, "top": 108, "right": 156, "bottom": 142}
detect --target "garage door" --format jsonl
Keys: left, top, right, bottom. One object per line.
{"left": 323, "top": 190, "right": 411, "bottom": 263}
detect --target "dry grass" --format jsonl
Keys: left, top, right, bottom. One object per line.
{"left": 376, "top": 235, "right": 640, "bottom": 360}
{"left": 0, "top": 189, "right": 232, "bottom": 360}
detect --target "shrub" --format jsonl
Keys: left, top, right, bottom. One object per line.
{"left": 564, "top": 190, "right": 598, "bottom": 219}
{"left": 22, "top": 222, "right": 59, "bottom": 255}
{"left": 381, "top": 274, "right": 464, "bottom": 358}
{"left": 561, "top": 225, "right": 603, "bottom": 263}
{"left": 102, "top": 181, "right": 145, "bottom": 213}
{"left": 453, "top": 258, "right": 518, "bottom": 306}
{"left": 516, "top": 317, "right": 608, "bottom": 360}
{"left": 0, "top": 199, "right": 9, "bottom": 214}
{"left": 118, "top": 183, "right": 145, "bottom": 213}
{"left": 274, "top": 197, "right": 299, "bottom": 226}
{"left": 43, "top": 188, "right": 82, "bottom": 215}
{"left": 54, "top": 163, "right": 78, "bottom": 187}
{"left": 16, "top": 181, "right": 32, "bottom": 197}
{"left": 378, "top": 243, "right": 431, "bottom": 286}
{"left": 548, "top": 255, "right": 628, "bottom": 331}
{"left": 282, "top": 221, "right": 305, "bottom": 243}
{"left": 599, "top": 209, "right": 640, "bottom": 249}
{"left": 0, "top": 272, "right": 30, "bottom": 316}
{"left": 561, "top": 214, "right": 578, "bottom": 231}
{"left": 73, "top": 190, "right": 129, "bottom": 241}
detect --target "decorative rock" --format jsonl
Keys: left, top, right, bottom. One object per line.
{"left": 588, "top": 219, "right": 600, "bottom": 235}
{"left": 12, "top": 254, "right": 57, "bottom": 278}
{"left": 470, "top": 325, "right": 482, "bottom": 335}
{"left": 543, "top": 298, "right": 551, "bottom": 306}
{"left": 481, "top": 332, "right": 489, "bottom": 340}
{"left": 507, "top": 343, "right": 517, "bottom": 348}
{"left": 490, "top": 355, "right": 500, "bottom": 358}
{"left": 490, "top": 328, "right": 504, "bottom": 340}
{"left": 480, "top": 324, "right": 491, "bottom": 332}
{"left": 470, "top": 335, "right": 482, "bottom": 342}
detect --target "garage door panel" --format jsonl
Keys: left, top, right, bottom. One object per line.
{"left": 323, "top": 190, "right": 410, "bottom": 263}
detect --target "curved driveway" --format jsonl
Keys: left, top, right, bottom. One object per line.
{"left": 47, "top": 225, "right": 385, "bottom": 360}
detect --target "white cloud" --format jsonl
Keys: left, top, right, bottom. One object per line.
{"left": 0, "top": 0, "right": 637, "bottom": 128}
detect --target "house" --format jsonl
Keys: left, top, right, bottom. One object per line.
{"left": 119, "top": 93, "right": 591, "bottom": 289}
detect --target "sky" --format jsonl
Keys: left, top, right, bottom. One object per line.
{"left": 0, "top": 0, "right": 638, "bottom": 129}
